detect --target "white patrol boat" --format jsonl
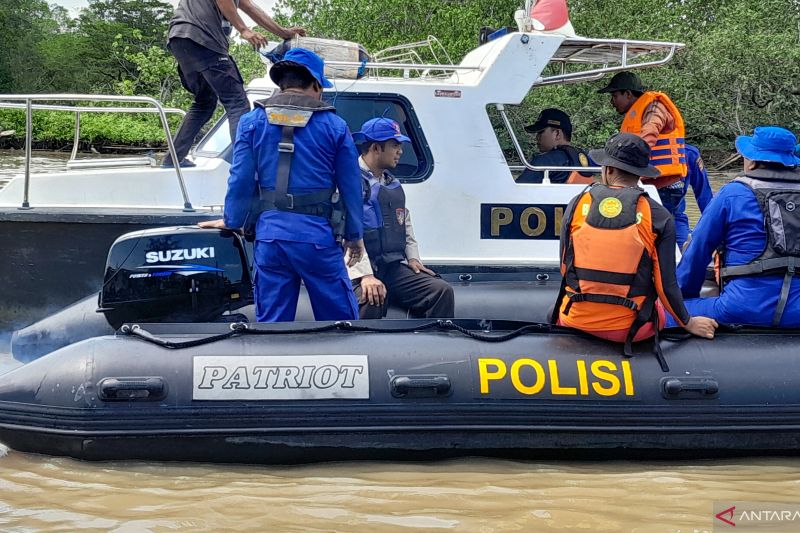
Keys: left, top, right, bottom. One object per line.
{"left": 0, "top": 30, "right": 683, "bottom": 334}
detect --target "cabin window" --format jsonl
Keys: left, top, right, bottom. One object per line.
{"left": 323, "top": 93, "right": 432, "bottom": 182}
{"left": 194, "top": 92, "right": 432, "bottom": 183}
{"left": 194, "top": 117, "right": 231, "bottom": 159}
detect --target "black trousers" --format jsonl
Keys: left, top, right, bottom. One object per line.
{"left": 164, "top": 38, "right": 251, "bottom": 165}
{"left": 352, "top": 262, "right": 455, "bottom": 319}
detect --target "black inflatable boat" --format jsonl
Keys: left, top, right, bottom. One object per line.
{"left": 2, "top": 226, "right": 799, "bottom": 464}
{"left": 1, "top": 319, "right": 799, "bottom": 463}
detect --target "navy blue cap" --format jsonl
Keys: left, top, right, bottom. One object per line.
{"left": 269, "top": 48, "right": 333, "bottom": 89}
{"left": 524, "top": 108, "right": 573, "bottom": 136}
{"left": 353, "top": 118, "right": 411, "bottom": 143}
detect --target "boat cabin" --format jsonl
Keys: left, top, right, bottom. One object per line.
{"left": 0, "top": 32, "right": 683, "bottom": 328}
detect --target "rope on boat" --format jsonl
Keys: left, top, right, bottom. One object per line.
{"left": 119, "top": 320, "right": 562, "bottom": 349}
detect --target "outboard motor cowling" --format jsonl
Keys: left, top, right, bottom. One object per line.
{"left": 99, "top": 227, "right": 252, "bottom": 328}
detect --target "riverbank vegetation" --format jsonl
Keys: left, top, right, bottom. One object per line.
{"left": 1, "top": 0, "right": 798, "bottom": 158}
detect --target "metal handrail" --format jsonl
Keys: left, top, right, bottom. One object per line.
{"left": 496, "top": 104, "right": 601, "bottom": 184}
{"left": 0, "top": 94, "right": 193, "bottom": 211}
{"left": 535, "top": 46, "right": 679, "bottom": 86}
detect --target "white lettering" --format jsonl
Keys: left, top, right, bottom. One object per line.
{"left": 221, "top": 366, "right": 251, "bottom": 389}
{"left": 192, "top": 356, "right": 370, "bottom": 400}
{"left": 145, "top": 247, "right": 218, "bottom": 264}
{"left": 197, "top": 366, "right": 227, "bottom": 389}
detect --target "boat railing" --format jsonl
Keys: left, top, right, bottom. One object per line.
{"left": 326, "top": 35, "right": 682, "bottom": 86}
{"left": 0, "top": 94, "right": 193, "bottom": 211}
{"left": 537, "top": 37, "right": 683, "bottom": 86}
{"left": 496, "top": 103, "right": 601, "bottom": 183}
{"left": 370, "top": 36, "right": 458, "bottom": 79}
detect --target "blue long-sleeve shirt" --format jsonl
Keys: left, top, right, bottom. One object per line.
{"left": 661, "top": 145, "right": 714, "bottom": 249}
{"left": 676, "top": 171, "right": 800, "bottom": 326}
{"left": 223, "top": 98, "right": 363, "bottom": 245}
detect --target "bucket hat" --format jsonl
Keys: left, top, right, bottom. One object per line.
{"left": 269, "top": 47, "right": 333, "bottom": 89}
{"left": 735, "top": 126, "right": 800, "bottom": 167}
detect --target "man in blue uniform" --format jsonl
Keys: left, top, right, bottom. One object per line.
{"left": 658, "top": 144, "right": 714, "bottom": 250}
{"left": 673, "top": 126, "right": 800, "bottom": 327}
{"left": 517, "top": 108, "right": 594, "bottom": 184}
{"left": 348, "top": 118, "right": 455, "bottom": 318}
{"left": 200, "top": 48, "right": 365, "bottom": 322}
{"left": 163, "top": 0, "right": 305, "bottom": 167}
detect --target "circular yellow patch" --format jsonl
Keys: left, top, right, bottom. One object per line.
{"left": 598, "top": 197, "right": 623, "bottom": 218}
{"left": 578, "top": 153, "right": 589, "bottom": 167}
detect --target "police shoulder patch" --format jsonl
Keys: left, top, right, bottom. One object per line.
{"left": 697, "top": 157, "right": 705, "bottom": 172}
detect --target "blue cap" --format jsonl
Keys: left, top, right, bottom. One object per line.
{"left": 735, "top": 126, "right": 800, "bottom": 167}
{"left": 269, "top": 48, "right": 333, "bottom": 89}
{"left": 353, "top": 118, "right": 411, "bottom": 143}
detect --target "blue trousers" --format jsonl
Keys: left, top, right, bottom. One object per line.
{"left": 253, "top": 239, "right": 358, "bottom": 322}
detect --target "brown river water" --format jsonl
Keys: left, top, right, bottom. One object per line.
{"left": 1, "top": 150, "right": 798, "bottom": 532}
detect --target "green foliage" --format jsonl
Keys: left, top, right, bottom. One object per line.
{"left": 276, "top": 0, "right": 800, "bottom": 156}
{"left": 1, "top": 0, "right": 799, "bottom": 153}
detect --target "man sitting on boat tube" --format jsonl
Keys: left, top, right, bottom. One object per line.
{"left": 672, "top": 126, "right": 800, "bottom": 328}
{"left": 553, "top": 133, "right": 717, "bottom": 355}
{"left": 347, "top": 118, "right": 455, "bottom": 319}
{"left": 517, "top": 108, "right": 594, "bottom": 184}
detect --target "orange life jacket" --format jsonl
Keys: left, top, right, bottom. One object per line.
{"left": 567, "top": 171, "right": 595, "bottom": 185}
{"left": 555, "top": 184, "right": 660, "bottom": 353}
{"left": 561, "top": 145, "right": 596, "bottom": 184}
{"left": 621, "top": 91, "right": 688, "bottom": 188}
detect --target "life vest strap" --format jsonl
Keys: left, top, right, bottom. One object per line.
{"left": 563, "top": 292, "right": 639, "bottom": 316}
{"left": 773, "top": 258, "right": 796, "bottom": 327}
{"left": 259, "top": 187, "right": 335, "bottom": 217}
{"left": 573, "top": 266, "right": 637, "bottom": 286}
{"left": 720, "top": 256, "right": 800, "bottom": 279}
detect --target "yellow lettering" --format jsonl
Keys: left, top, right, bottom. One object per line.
{"left": 554, "top": 206, "right": 564, "bottom": 236}
{"left": 548, "top": 360, "right": 577, "bottom": 395}
{"left": 478, "top": 358, "right": 507, "bottom": 394}
{"left": 520, "top": 207, "right": 546, "bottom": 237}
{"left": 576, "top": 359, "right": 589, "bottom": 396}
{"left": 621, "top": 360, "right": 634, "bottom": 396}
{"left": 491, "top": 208, "right": 513, "bottom": 237}
{"left": 591, "top": 360, "right": 621, "bottom": 396}
{"left": 510, "top": 358, "right": 545, "bottom": 395}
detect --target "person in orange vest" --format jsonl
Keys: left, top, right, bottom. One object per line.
{"left": 517, "top": 108, "right": 595, "bottom": 184}
{"left": 554, "top": 133, "right": 717, "bottom": 359}
{"left": 598, "top": 71, "right": 688, "bottom": 190}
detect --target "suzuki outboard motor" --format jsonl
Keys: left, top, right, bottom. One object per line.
{"left": 99, "top": 226, "right": 253, "bottom": 329}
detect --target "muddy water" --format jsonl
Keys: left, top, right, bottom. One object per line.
{"left": 1, "top": 153, "right": 799, "bottom": 532}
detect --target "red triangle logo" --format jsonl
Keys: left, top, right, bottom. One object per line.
{"left": 715, "top": 506, "right": 736, "bottom": 527}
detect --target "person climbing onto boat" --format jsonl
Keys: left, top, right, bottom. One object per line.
{"left": 517, "top": 108, "right": 595, "bottom": 184}
{"left": 199, "top": 48, "right": 365, "bottom": 322}
{"left": 348, "top": 118, "right": 455, "bottom": 319}
{"left": 162, "top": 0, "right": 305, "bottom": 168}
{"left": 554, "top": 133, "right": 717, "bottom": 353}
{"left": 599, "top": 72, "right": 688, "bottom": 188}
{"left": 672, "top": 126, "right": 800, "bottom": 327}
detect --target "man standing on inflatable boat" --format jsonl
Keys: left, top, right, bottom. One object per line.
{"left": 554, "top": 133, "right": 717, "bottom": 352}
{"left": 200, "top": 48, "right": 366, "bottom": 322}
